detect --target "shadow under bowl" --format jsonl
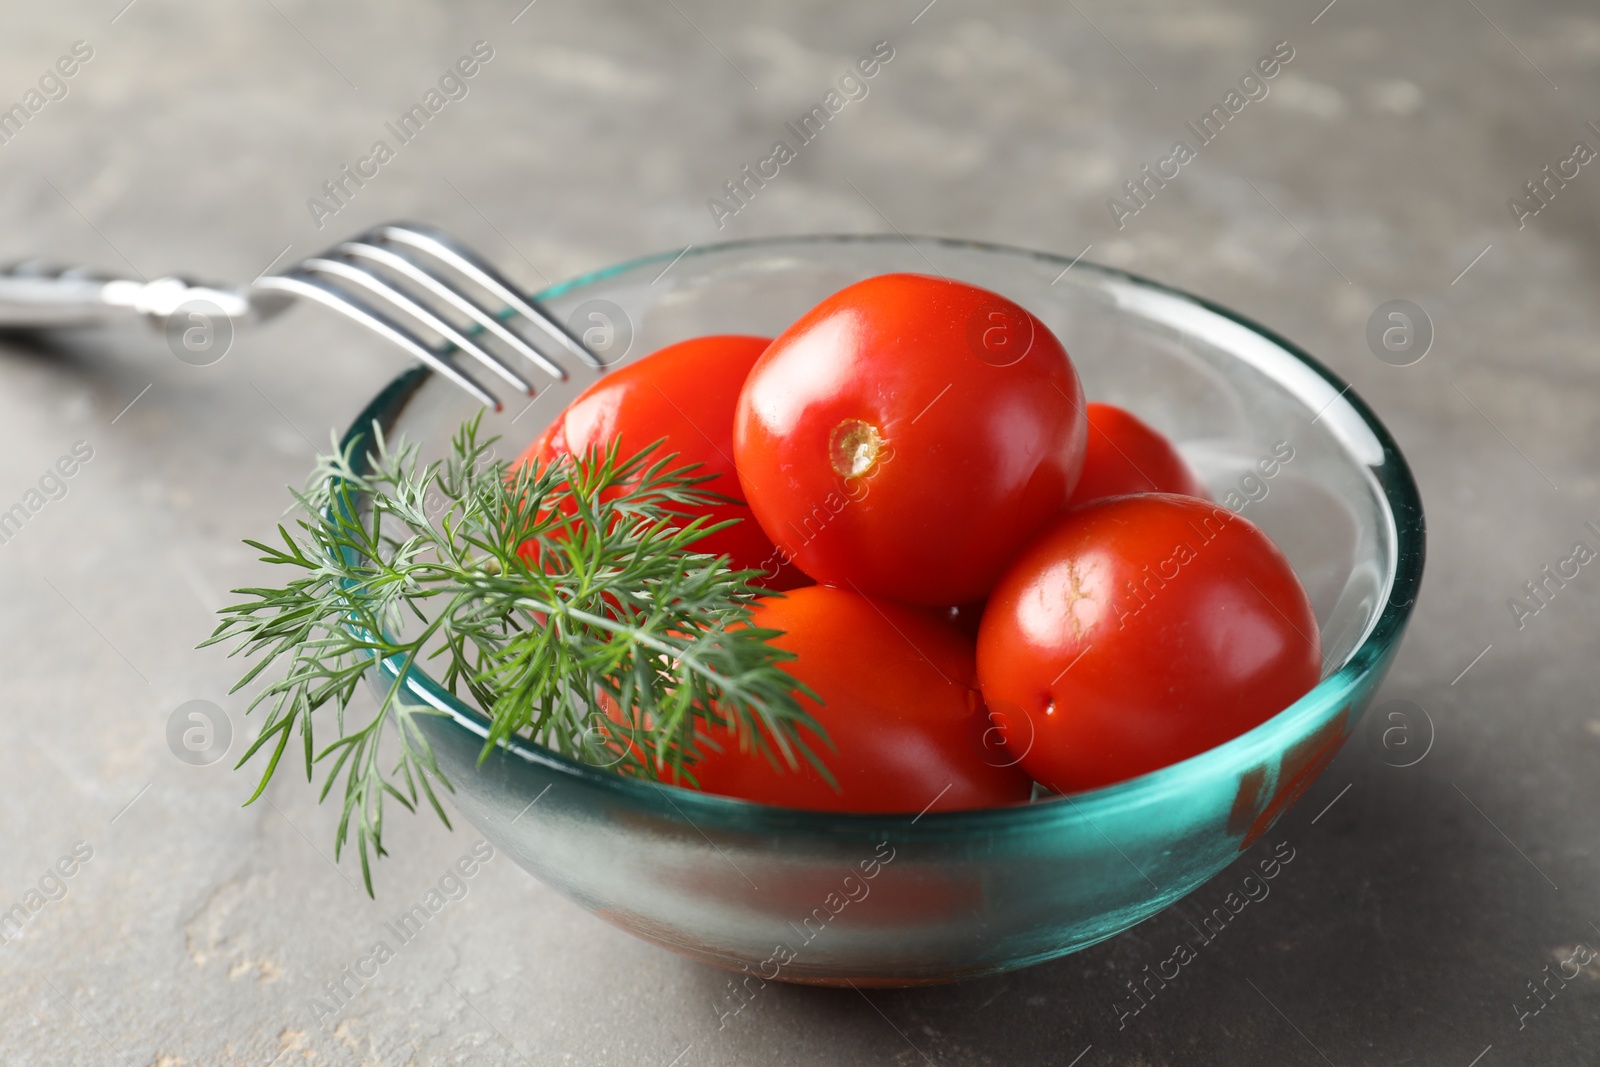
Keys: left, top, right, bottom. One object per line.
{"left": 343, "top": 234, "right": 1424, "bottom": 985}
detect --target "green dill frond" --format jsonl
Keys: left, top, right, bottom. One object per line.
{"left": 201, "top": 412, "right": 825, "bottom": 895}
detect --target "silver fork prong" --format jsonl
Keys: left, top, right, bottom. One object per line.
{"left": 255, "top": 270, "right": 501, "bottom": 410}
{"left": 374, "top": 222, "right": 605, "bottom": 370}
{"left": 301, "top": 256, "right": 535, "bottom": 397}
{"left": 337, "top": 240, "right": 568, "bottom": 383}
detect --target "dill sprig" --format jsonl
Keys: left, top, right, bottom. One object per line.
{"left": 202, "top": 413, "right": 829, "bottom": 894}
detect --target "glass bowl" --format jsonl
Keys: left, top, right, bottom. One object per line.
{"left": 343, "top": 235, "right": 1424, "bottom": 986}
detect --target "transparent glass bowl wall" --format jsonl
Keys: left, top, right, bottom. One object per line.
{"left": 346, "top": 236, "right": 1424, "bottom": 985}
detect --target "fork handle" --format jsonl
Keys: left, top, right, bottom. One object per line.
{"left": 0, "top": 264, "right": 255, "bottom": 328}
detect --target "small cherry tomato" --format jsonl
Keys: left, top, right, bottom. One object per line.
{"left": 734, "top": 273, "right": 1088, "bottom": 606}
{"left": 1066, "top": 402, "right": 1209, "bottom": 508}
{"left": 976, "top": 494, "right": 1321, "bottom": 792}
{"left": 515, "top": 335, "right": 805, "bottom": 588}
{"left": 686, "top": 586, "right": 1033, "bottom": 813}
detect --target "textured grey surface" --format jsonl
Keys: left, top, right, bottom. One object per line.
{"left": 0, "top": 0, "right": 1596, "bottom": 1063}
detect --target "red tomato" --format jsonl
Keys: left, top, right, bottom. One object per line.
{"left": 685, "top": 586, "right": 1032, "bottom": 813}
{"left": 733, "top": 274, "right": 1088, "bottom": 607}
{"left": 976, "top": 494, "right": 1321, "bottom": 792}
{"left": 515, "top": 335, "right": 805, "bottom": 588}
{"left": 1066, "top": 402, "right": 1209, "bottom": 507}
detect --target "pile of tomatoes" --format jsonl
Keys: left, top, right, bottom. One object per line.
{"left": 517, "top": 274, "right": 1321, "bottom": 814}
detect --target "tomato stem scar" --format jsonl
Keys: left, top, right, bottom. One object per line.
{"left": 830, "top": 419, "right": 885, "bottom": 479}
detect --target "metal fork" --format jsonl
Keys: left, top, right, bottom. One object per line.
{"left": 0, "top": 221, "right": 602, "bottom": 409}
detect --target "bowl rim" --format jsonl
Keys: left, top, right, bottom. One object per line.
{"left": 344, "top": 232, "right": 1425, "bottom": 834}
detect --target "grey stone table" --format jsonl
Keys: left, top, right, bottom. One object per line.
{"left": 1, "top": 0, "right": 1595, "bottom": 1063}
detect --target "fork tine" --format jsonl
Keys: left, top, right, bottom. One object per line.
{"left": 337, "top": 240, "right": 568, "bottom": 383}
{"left": 255, "top": 270, "right": 501, "bottom": 410}
{"left": 374, "top": 222, "right": 605, "bottom": 370}
{"left": 301, "top": 256, "right": 535, "bottom": 397}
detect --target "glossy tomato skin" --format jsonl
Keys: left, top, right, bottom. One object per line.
{"left": 976, "top": 494, "right": 1321, "bottom": 793}
{"left": 686, "top": 586, "right": 1033, "bottom": 813}
{"left": 515, "top": 335, "right": 806, "bottom": 589}
{"left": 1066, "top": 402, "right": 1210, "bottom": 508}
{"left": 733, "top": 274, "right": 1088, "bottom": 607}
